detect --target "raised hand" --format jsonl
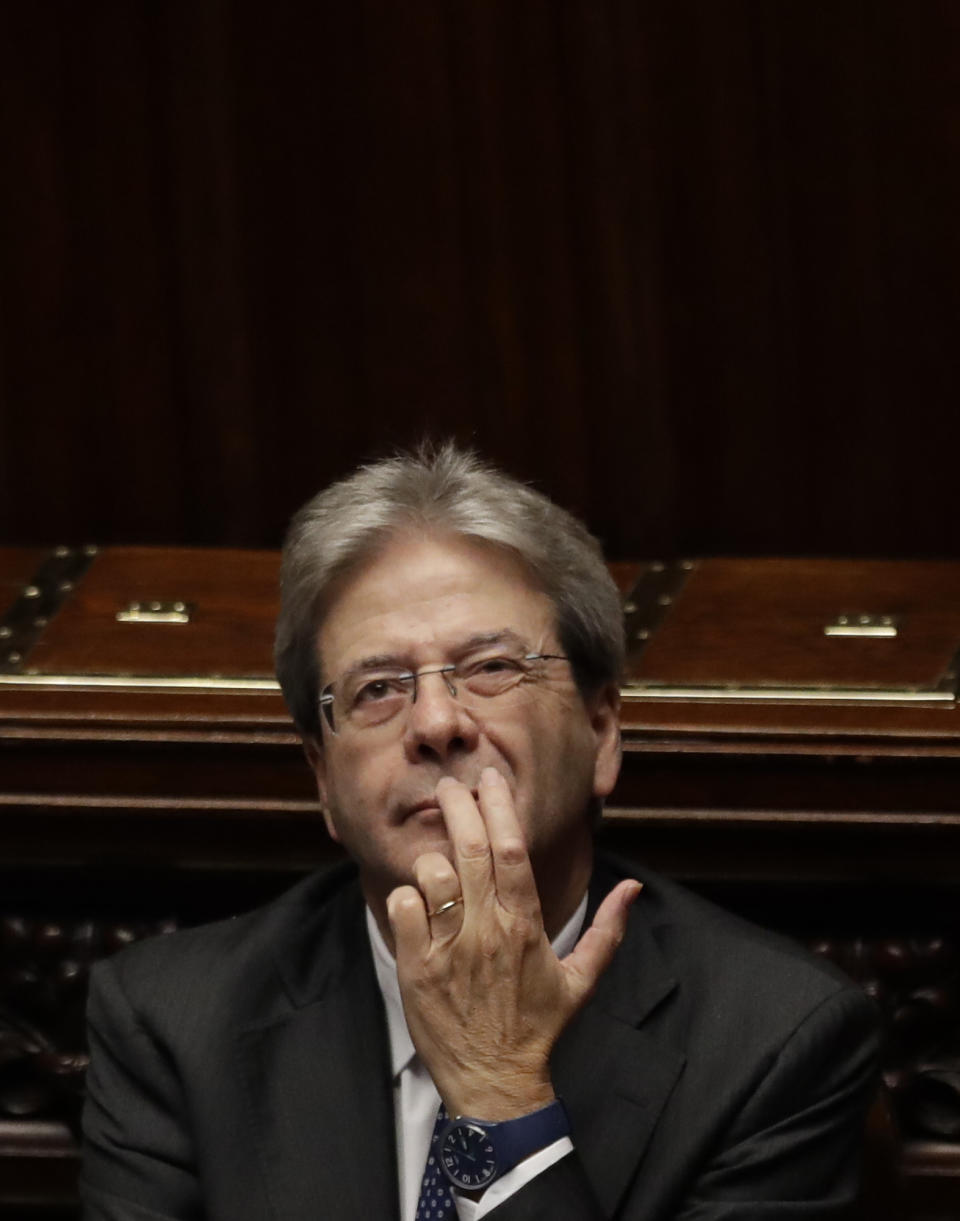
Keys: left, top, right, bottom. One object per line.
{"left": 386, "top": 766, "right": 642, "bottom": 1121}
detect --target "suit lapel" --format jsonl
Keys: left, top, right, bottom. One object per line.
{"left": 553, "top": 869, "right": 685, "bottom": 1218}
{"left": 238, "top": 882, "right": 400, "bottom": 1221}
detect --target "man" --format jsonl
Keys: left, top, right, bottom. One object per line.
{"left": 81, "top": 444, "right": 879, "bottom": 1220}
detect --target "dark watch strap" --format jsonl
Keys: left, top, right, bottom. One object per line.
{"left": 490, "top": 1098, "right": 570, "bottom": 1172}
{"left": 442, "top": 1098, "right": 570, "bottom": 1187}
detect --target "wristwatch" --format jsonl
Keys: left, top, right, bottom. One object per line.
{"left": 438, "top": 1098, "right": 570, "bottom": 1191}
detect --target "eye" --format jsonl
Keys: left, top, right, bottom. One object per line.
{"left": 351, "top": 676, "right": 409, "bottom": 706}
{"left": 461, "top": 655, "right": 527, "bottom": 695}
{"left": 476, "top": 656, "right": 522, "bottom": 674}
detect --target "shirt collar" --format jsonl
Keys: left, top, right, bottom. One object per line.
{"left": 366, "top": 892, "right": 590, "bottom": 1081}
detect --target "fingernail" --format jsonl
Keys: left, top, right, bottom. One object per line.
{"left": 480, "top": 766, "right": 502, "bottom": 786}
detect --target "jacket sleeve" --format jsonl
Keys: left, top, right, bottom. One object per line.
{"left": 671, "top": 987, "right": 881, "bottom": 1219}
{"left": 486, "top": 985, "right": 880, "bottom": 1220}
{"left": 80, "top": 956, "right": 203, "bottom": 1221}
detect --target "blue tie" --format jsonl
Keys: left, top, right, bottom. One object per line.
{"left": 416, "top": 1102, "right": 456, "bottom": 1221}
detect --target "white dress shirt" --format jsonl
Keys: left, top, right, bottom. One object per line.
{"left": 366, "top": 896, "right": 586, "bottom": 1221}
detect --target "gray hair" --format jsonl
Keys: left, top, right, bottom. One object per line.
{"left": 275, "top": 442, "right": 625, "bottom": 739}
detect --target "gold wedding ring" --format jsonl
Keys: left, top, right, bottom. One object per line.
{"left": 428, "top": 896, "right": 464, "bottom": 919}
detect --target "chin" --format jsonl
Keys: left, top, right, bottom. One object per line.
{"left": 412, "top": 832, "right": 454, "bottom": 863}
{"left": 385, "top": 829, "right": 454, "bottom": 885}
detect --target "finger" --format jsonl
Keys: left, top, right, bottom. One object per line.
{"left": 413, "top": 850, "right": 462, "bottom": 909}
{"left": 561, "top": 879, "right": 642, "bottom": 1006}
{"left": 434, "top": 776, "right": 495, "bottom": 912}
{"left": 476, "top": 767, "right": 539, "bottom": 919}
{"left": 387, "top": 883, "right": 431, "bottom": 962}
{"left": 413, "top": 851, "right": 464, "bottom": 935}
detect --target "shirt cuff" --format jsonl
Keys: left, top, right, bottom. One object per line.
{"left": 453, "top": 1137, "right": 574, "bottom": 1221}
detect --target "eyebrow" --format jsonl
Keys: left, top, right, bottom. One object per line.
{"left": 333, "top": 630, "right": 533, "bottom": 685}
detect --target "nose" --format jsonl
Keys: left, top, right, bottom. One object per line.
{"left": 402, "top": 669, "right": 480, "bottom": 763}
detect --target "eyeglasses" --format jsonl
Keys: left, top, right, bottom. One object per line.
{"left": 318, "top": 650, "right": 569, "bottom": 734}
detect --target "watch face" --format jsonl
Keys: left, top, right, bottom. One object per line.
{"left": 441, "top": 1122, "right": 498, "bottom": 1189}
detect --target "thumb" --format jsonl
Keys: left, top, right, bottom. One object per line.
{"left": 561, "top": 879, "right": 642, "bottom": 1007}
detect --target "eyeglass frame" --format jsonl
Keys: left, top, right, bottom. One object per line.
{"left": 317, "top": 650, "right": 570, "bottom": 735}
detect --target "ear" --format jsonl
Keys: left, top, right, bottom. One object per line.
{"left": 303, "top": 735, "right": 341, "bottom": 844}
{"left": 588, "top": 682, "right": 622, "bottom": 800}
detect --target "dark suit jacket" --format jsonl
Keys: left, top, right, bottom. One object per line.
{"left": 80, "top": 857, "right": 879, "bottom": 1220}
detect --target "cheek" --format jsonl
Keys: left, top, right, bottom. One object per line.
{"left": 323, "top": 744, "right": 393, "bottom": 821}
{"left": 530, "top": 711, "right": 598, "bottom": 794}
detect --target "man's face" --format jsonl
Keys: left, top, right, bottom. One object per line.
{"left": 307, "top": 533, "right": 621, "bottom": 915}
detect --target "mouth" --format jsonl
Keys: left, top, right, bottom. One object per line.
{"left": 406, "top": 799, "right": 442, "bottom": 818}
{"left": 407, "top": 805, "right": 445, "bottom": 828}
{"left": 399, "top": 789, "right": 480, "bottom": 823}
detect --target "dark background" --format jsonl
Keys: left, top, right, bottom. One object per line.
{"left": 1, "top": 2, "right": 958, "bottom": 561}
